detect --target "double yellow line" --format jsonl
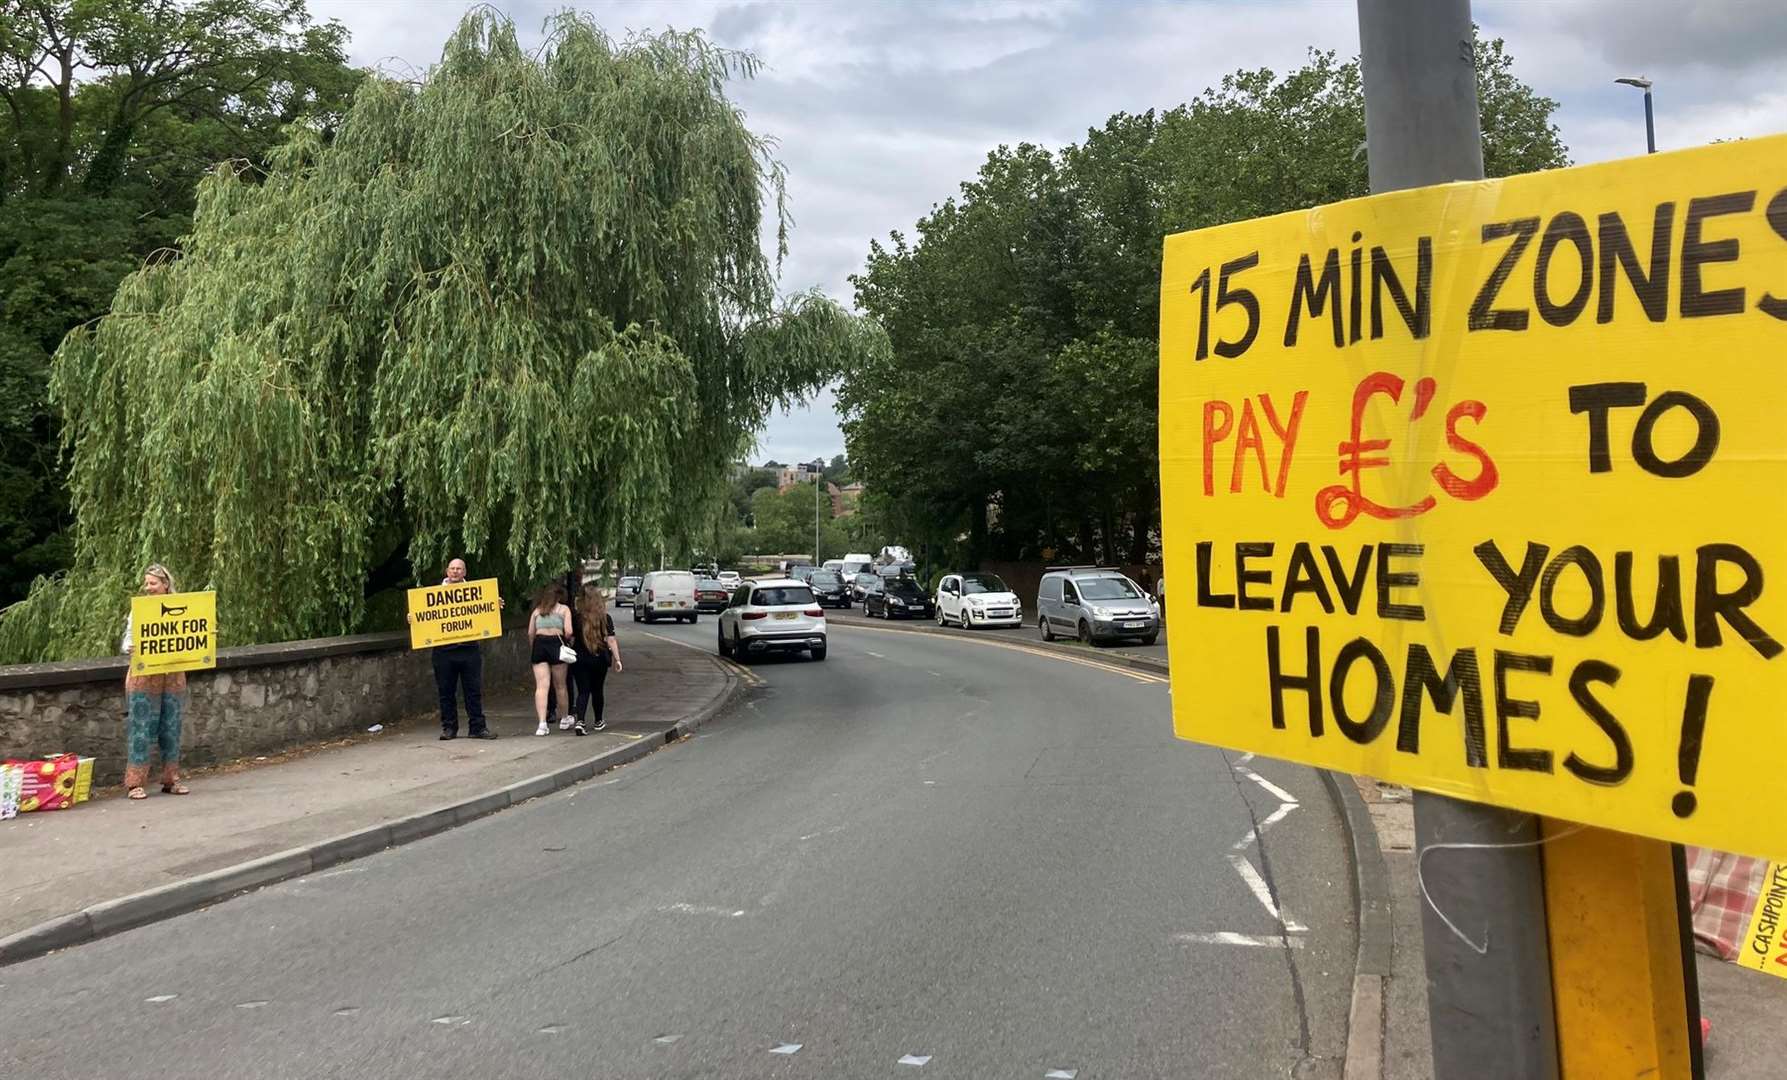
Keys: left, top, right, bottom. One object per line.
{"left": 835, "top": 622, "right": 1169, "bottom": 685}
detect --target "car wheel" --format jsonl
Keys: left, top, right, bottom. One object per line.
{"left": 1078, "top": 620, "right": 1093, "bottom": 644}
{"left": 1141, "top": 631, "right": 1159, "bottom": 646}
{"left": 632, "top": 605, "right": 641, "bottom": 622}
{"left": 718, "top": 624, "right": 732, "bottom": 656}
{"left": 689, "top": 614, "right": 699, "bottom": 624}
{"left": 810, "top": 643, "right": 827, "bottom": 661}
{"left": 936, "top": 606, "right": 947, "bottom": 627}
{"left": 733, "top": 629, "right": 750, "bottom": 663}
{"left": 1040, "top": 615, "right": 1055, "bottom": 641}
{"left": 962, "top": 607, "right": 974, "bottom": 630}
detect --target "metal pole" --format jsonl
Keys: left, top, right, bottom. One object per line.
{"left": 1355, "top": 2, "right": 1559, "bottom": 1078}
{"left": 1643, "top": 89, "right": 1656, "bottom": 154}
{"left": 815, "top": 476, "right": 822, "bottom": 564}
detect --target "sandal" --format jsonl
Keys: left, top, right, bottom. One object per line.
{"left": 161, "top": 782, "right": 190, "bottom": 795}
{"left": 127, "top": 787, "right": 148, "bottom": 800}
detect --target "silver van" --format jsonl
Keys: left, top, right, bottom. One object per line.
{"left": 1036, "top": 567, "right": 1159, "bottom": 645}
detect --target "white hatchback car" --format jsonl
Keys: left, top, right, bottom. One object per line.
{"left": 718, "top": 570, "right": 743, "bottom": 589}
{"left": 717, "top": 578, "right": 827, "bottom": 661}
{"left": 935, "top": 572, "right": 1023, "bottom": 628}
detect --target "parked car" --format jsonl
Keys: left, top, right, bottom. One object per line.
{"left": 717, "top": 578, "right": 827, "bottom": 661}
{"left": 634, "top": 569, "right": 699, "bottom": 624}
{"left": 1036, "top": 566, "right": 1159, "bottom": 645}
{"left": 866, "top": 577, "right": 933, "bottom": 620}
{"left": 614, "top": 575, "right": 643, "bottom": 606}
{"left": 935, "top": 572, "right": 1022, "bottom": 629}
{"left": 695, "top": 577, "right": 731, "bottom": 613}
{"left": 717, "top": 570, "right": 743, "bottom": 589}
{"left": 850, "top": 571, "right": 881, "bottom": 603}
{"left": 809, "top": 569, "right": 852, "bottom": 608}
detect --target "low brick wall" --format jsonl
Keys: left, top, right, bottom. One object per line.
{"left": 0, "top": 628, "right": 530, "bottom": 787}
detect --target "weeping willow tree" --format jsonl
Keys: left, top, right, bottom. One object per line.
{"left": 0, "top": 8, "right": 885, "bottom": 662}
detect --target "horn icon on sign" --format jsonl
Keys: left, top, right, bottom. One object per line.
{"left": 160, "top": 602, "right": 188, "bottom": 617}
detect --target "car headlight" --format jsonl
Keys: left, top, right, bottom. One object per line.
{"left": 889, "top": 597, "right": 905, "bottom": 606}
{"left": 1094, "top": 610, "right": 1114, "bottom": 621}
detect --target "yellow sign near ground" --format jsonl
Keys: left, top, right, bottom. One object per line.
{"left": 1159, "top": 134, "right": 1787, "bottom": 860}
{"left": 129, "top": 590, "right": 217, "bottom": 676}
{"left": 406, "top": 578, "right": 502, "bottom": 649}
{"left": 1739, "top": 862, "right": 1787, "bottom": 979}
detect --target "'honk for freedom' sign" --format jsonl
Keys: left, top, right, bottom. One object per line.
{"left": 1159, "top": 134, "right": 1787, "bottom": 860}
{"left": 407, "top": 578, "right": 503, "bottom": 649}
{"left": 130, "top": 590, "right": 217, "bottom": 676}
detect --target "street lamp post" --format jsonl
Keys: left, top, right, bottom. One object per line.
{"left": 1614, "top": 76, "right": 1656, "bottom": 154}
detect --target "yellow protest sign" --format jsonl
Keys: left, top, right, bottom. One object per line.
{"left": 406, "top": 578, "right": 502, "bottom": 649}
{"left": 129, "top": 590, "right": 217, "bottom": 676}
{"left": 1739, "top": 862, "right": 1787, "bottom": 980}
{"left": 1159, "top": 134, "right": 1787, "bottom": 860}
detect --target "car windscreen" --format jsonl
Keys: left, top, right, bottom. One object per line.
{"left": 1078, "top": 577, "right": 1141, "bottom": 600}
{"left": 888, "top": 581, "right": 926, "bottom": 598}
{"left": 752, "top": 586, "right": 816, "bottom": 607}
{"left": 811, "top": 572, "right": 841, "bottom": 586}
{"left": 962, "top": 574, "right": 1008, "bottom": 595}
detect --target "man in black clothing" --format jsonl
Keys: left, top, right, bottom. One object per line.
{"left": 424, "top": 558, "right": 498, "bottom": 741}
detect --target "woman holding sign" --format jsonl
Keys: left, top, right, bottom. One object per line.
{"left": 119, "top": 564, "right": 190, "bottom": 799}
{"left": 528, "top": 583, "right": 575, "bottom": 737}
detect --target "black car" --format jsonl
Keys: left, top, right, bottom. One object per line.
{"left": 694, "top": 578, "right": 731, "bottom": 613}
{"left": 865, "top": 577, "right": 933, "bottom": 620}
{"left": 850, "top": 572, "right": 881, "bottom": 603}
{"left": 809, "top": 569, "right": 852, "bottom": 608}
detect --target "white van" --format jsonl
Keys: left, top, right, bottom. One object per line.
{"left": 634, "top": 569, "right": 699, "bottom": 624}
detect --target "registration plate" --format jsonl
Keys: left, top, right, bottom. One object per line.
{"left": 1123, "top": 620, "right": 1148, "bottom": 629}
{"left": 774, "top": 612, "right": 799, "bottom": 620}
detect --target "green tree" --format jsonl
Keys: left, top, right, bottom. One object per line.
{"left": 0, "top": 0, "right": 358, "bottom": 608}
{"left": 841, "top": 34, "right": 1566, "bottom": 571}
{"left": 0, "top": 9, "right": 885, "bottom": 661}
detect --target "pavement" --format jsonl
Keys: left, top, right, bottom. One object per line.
{"left": 1354, "top": 776, "right": 1787, "bottom": 1080}
{"left": 0, "top": 632, "right": 735, "bottom": 953}
{"left": 1, "top": 613, "right": 1358, "bottom": 1079}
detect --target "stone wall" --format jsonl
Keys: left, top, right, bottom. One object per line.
{"left": 0, "top": 627, "right": 530, "bottom": 787}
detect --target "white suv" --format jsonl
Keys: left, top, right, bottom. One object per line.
{"left": 935, "top": 572, "right": 1022, "bottom": 628}
{"left": 717, "top": 578, "right": 827, "bottom": 661}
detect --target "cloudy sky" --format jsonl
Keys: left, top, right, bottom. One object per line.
{"left": 311, "top": 0, "right": 1784, "bottom": 464}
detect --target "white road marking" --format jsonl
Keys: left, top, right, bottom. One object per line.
{"left": 799, "top": 825, "right": 846, "bottom": 841}
{"left": 431, "top": 1015, "right": 469, "bottom": 1025}
{"left": 1231, "top": 802, "right": 1298, "bottom": 850}
{"left": 316, "top": 866, "right": 365, "bottom": 879}
{"left": 332, "top": 1007, "right": 359, "bottom": 1016}
{"left": 235, "top": 1000, "right": 269, "bottom": 1009}
{"left": 661, "top": 902, "right": 745, "bottom": 918}
{"left": 538, "top": 1024, "right": 566, "bottom": 1034}
{"left": 1236, "top": 752, "right": 1255, "bottom": 765}
{"left": 1227, "top": 853, "right": 1308, "bottom": 933}
{"left": 770, "top": 1043, "right": 802, "bottom": 1055}
{"left": 837, "top": 623, "right": 1167, "bottom": 683}
{"left": 145, "top": 994, "right": 178, "bottom": 1003}
{"left": 865, "top": 650, "right": 886, "bottom": 659}
{"left": 1235, "top": 766, "right": 1298, "bottom": 806}
{"left": 653, "top": 1034, "right": 682, "bottom": 1044}
{"left": 1174, "top": 931, "right": 1306, "bottom": 948}
{"left": 926, "top": 670, "right": 944, "bottom": 677}
{"left": 1046, "top": 1070, "right": 1079, "bottom": 1079}
{"left": 898, "top": 1054, "right": 933, "bottom": 1066}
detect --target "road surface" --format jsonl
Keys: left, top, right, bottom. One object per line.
{"left": 3, "top": 617, "right": 1356, "bottom": 1079}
